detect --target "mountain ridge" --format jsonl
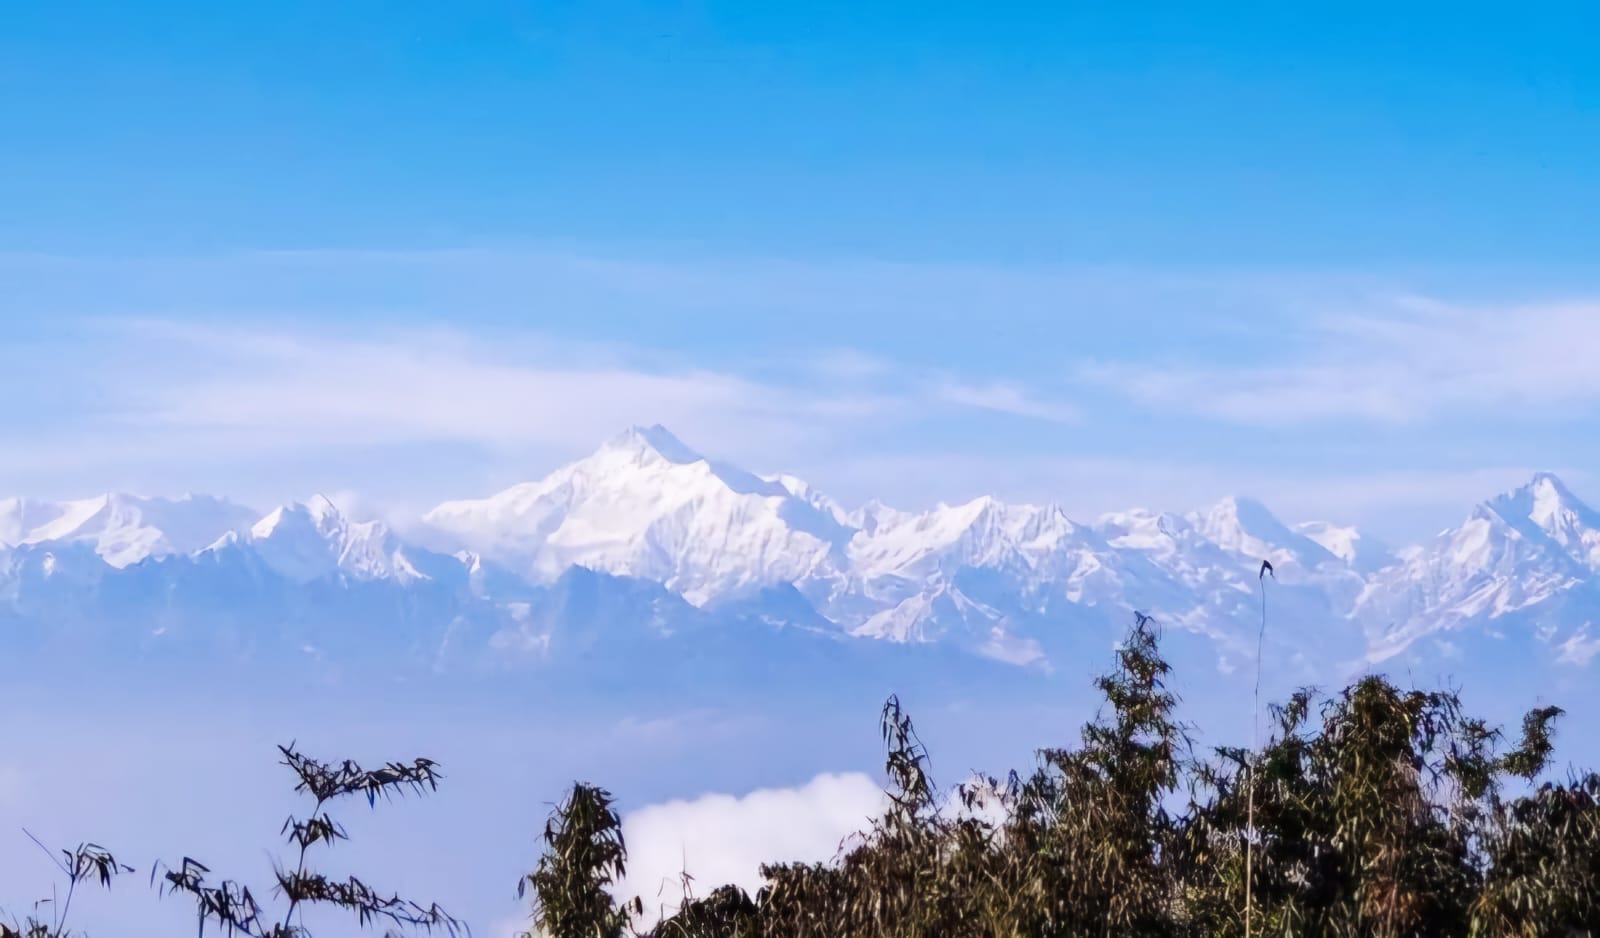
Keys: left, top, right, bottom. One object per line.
{"left": 1, "top": 425, "right": 1593, "bottom": 677}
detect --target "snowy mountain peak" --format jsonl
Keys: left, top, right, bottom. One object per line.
{"left": 306, "top": 492, "right": 344, "bottom": 523}
{"left": 1352, "top": 472, "right": 1600, "bottom": 662}
{"left": 1200, "top": 495, "right": 1283, "bottom": 534}
{"left": 1192, "top": 495, "right": 1336, "bottom": 568}
{"left": 231, "top": 497, "right": 436, "bottom": 584}
{"left": 574, "top": 424, "right": 790, "bottom": 499}
{"left": 1097, "top": 508, "right": 1189, "bottom": 552}
{"left": 601, "top": 424, "right": 703, "bottom": 465}
{"left": 766, "top": 473, "right": 851, "bottom": 526}
{"left": 1528, "top": 469, "right": 1573, "bottom": 491}
{"left": 0, "top": 492, "right": 257, "bottom": 567}
{"left": 1482, "top": 471, "right": 1579, "bottom": 517}
{"left": 1468, "top": 471, "right": 1600, "bottom": 571}
{"left": 423, "top": 427, "right": 852, "bottom": 603}
{"left": 1296, "top": 520, "right": 1391, "bottom": 571}
{"left": 1515, "top": 472, "right": 1594, "bottom": 528}
{"left": 0, "top": 497, "right": 67, "bottom": 545}
{"left": 1471, "top": 474, "right": 1573, "bottom": 535}
{"left": 252, "top": 499, "right": 339, "bottom": 540}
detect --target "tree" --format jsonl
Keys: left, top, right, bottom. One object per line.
{"left": 521, "top": 782, "right": 641, "bottom": 938}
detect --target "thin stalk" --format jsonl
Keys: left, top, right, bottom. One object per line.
{"left": 21, "top": 829, "right": 71, "bottom": 935}
{"left": 1246, "top": 567, "right": 1271, "bottom": 938}
{"left": 282, "top": 797, "right": 327, "bottom": 932}
{"left": 56, "top": 874, "right": 78, "bottom": 936}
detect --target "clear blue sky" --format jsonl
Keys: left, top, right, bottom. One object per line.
{"left": 3, "top": 1, "right": 1598, "bottom": 539}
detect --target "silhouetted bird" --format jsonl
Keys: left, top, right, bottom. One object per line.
{"left": 1260, "top": 560, "right": 1275, "bottom": 580}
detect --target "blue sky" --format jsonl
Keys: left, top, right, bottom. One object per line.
{"left": 3, "top": 2, "right": 1599, "bottom": 539}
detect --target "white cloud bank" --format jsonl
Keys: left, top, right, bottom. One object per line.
{"left": 615, "top": 772, "right": 887, "bottom": 924}
{"left": 605, "top": 769, "right": 1017, "bottom": 927}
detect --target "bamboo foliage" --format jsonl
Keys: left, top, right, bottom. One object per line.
{"left": 146, "top": 743, "right": 464, "bottom": 938}
{"left": 553, "top": 616, "right": 1599, "bottom": 938}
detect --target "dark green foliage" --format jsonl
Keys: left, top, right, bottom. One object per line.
{"left": 1473, "top": 774, "right": 1600, "bottom": 936}
{"left": 520, "top": 783, "right": 642, "bottom": 938}
{"left": 648, "top": 883, "right": 758, "bottom": 938}
{"left": 1007, "top": 612, "right": 1186, "bottom": 936}
{"left": 525, "top": 614, "right": 1600, "bottom": 937}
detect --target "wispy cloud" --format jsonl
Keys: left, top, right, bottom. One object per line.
{"left": 0, "top": 312, "right": 1570, "bottom": 540}
{"left": 930, "top": 379, "right": 1080, "bottom": 423}
{"left": 115, "top": 320, "right": 824, "bottom": 453}
{"left": 42, "top": 319, "right": 1081, "bottom": 470}
{"left": 1083, "top": 298, "right": 1600, "bottom": 425}
{"left": 18, "top": 249, "right": 1593, "bottom": 437}
{"left": 610, "top": 708, "right": 766, "bottom": 746}
{"left": 1557, "top": 628, "right": 1600, "bottom": 667}
{"left": 2, "top": 248, "right": 1596, "bottom": 543}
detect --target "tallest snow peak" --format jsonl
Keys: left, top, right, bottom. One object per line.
{"left": 602, "top": 424, "right": 702, "bottom": 465}
{"left": 1483, "top": 471, "right": 1595, "bottom": 531}
{"left": 1525, "top": 470, "right": 1577, "bottom": 503}
{"left": 1488, "top": 470, "right": 1600, "bottom": 548}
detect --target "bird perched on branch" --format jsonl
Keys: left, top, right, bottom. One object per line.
{"left": 1259, "top": 559, "right": 1274, "bottom": 580}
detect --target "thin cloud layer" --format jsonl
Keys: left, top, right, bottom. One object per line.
{"left": 1083, "top": 299, "right": 1600, "bottom": 424}
{"left": 931, "top": 379, "right": 1081, "bottom": 423}
{"left": 1, "top": 249, "right": 1597, "bottom": 543}
{"left": 78, "top": 320, "right": 1081, "bottom": 464}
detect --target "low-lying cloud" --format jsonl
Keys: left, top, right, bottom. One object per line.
{"left": 615, "top": 772, "right": 887, "bottom": 923}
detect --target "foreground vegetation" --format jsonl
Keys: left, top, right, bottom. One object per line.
{"left": 7, "top": 616, "right": 1599, "bottom": 936}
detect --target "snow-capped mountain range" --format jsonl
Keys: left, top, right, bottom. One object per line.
{"left": 4, "top": 425, "right": 1597, "bottom": 677}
